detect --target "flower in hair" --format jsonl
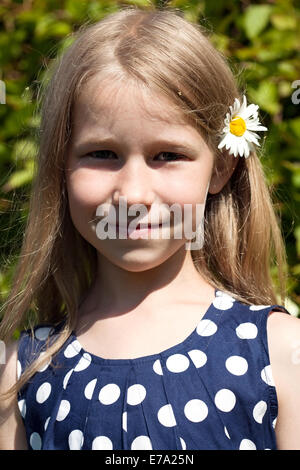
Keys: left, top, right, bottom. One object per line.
{"left": 218, "top": 95, "right": 267, "bottom": 158}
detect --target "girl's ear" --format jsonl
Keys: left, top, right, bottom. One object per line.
{"left": 208, "top": 151, "right": 239, "bottom": 194}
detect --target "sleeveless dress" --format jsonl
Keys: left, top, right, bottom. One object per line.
{"left": 17, "top": 289, "right": 291, "bottom": 450}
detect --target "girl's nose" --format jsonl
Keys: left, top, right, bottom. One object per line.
{"left": 112, "top": 157, "right": 155, "bottom": 208}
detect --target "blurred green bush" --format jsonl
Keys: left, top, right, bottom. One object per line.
{"left": 0, "top": 0, "right": 299, "bottom": 315}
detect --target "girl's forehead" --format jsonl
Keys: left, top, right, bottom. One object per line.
{"left": 73, "top": 75, "right": 191, "bottom": 128}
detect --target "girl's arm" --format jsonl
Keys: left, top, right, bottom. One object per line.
{"left": 0, "top": 341, "right": 28, "bottom": 450}
{"left": 267, "top": 311, "right": 300, "bottom": 450}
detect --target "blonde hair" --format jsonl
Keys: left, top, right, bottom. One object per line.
{"left": 0, "top": 5, "right": 288, "bottom": 398}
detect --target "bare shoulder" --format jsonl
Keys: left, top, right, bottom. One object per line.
{"left": 0, "top": 340, "right": 28, "bottom": 450}
{"left": 267, "top": 310, "right": 300, "bottom": 450}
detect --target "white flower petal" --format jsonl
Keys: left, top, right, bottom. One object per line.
{"left": 240, "top": 104, "right": 259, "bottom": 120}
{"left": 234, "top": 98, "right": 241, "bottom": 110}
{"left": 218, "top": 134, "right": 231, "bottom": 149}
{"left": 226, "top": 135, "right": 236, "bottom": 151}
{"left": 232, "top": 139, "right": 239, "bottom": 157}
{"left": 218, "top": 138, "right": 226, "bottom": 150}
{"left": 244, "top": 130, "right": 260, "bottom": 139}
{"left": 244, "top": 144, "right": 250, "bottom": 158}
{"left": 238, "top": 95, "right": 248, "bottom": 116}
{"left": 246, "top": 123, "right": 267, "bottom": 132}
{"left": 238, "top": 139, "right": 246, "bottom": 156}
{"left": 244, "top": 130, "right": 260, "bottom": 146}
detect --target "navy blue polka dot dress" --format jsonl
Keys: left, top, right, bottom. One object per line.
{"left": 17, "top": 289, "right": 290, "bottom": 450}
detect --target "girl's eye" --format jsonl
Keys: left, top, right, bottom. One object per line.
{"left": 85, "top": 150, "right": 186, "bottom": 162}
{"left": 155, "top": 152, "right": 186, "bottom": 162}
{"left": 86, "top": 150, "right": 116, "bottom": 160}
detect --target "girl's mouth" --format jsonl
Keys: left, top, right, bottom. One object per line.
{"left": 117, "top": 223, "right": 162, "bottom": 230}
{"left": 115, "top": 222, "right": 165, "bottom": 239}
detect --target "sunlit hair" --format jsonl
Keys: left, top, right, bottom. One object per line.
{"left": 0, "top": 5, "right": 288, "bottom": 398}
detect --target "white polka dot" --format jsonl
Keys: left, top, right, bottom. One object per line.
{"left": 188, "top": 349, "right": 207, "bottom": 368}
{"left": 261, "top": 365, "right": 275, "bottom": 386}
{"left": 68, "top": 429, "right": 84, "bottom": 450}
{"left": 99, "top": 383, "right": 120, "bottom": 405}
{"left": 18, "top": 399, "right": 26, "bottom": 418}
{"left": 166, "top": 354, "right": 189, "bottom": 373}
{"left": 64, "top": 340, "right": 82, "bottom": 358}
{"left": 213, "top": 293, "right": 235, "bottom": 310}
{"left": 184, "top": 399, "right": 208, "bottom": 423}
{"left": 92, "top": 436, "right": 113, "bottom": 450}
{"left": 215, "top": 389, "right": 236, "bottom": 412}
{"left": 225, "top": 355, "right": 248, "bottom": 376}
{"left": 56, "top": 400, "right": 71, "bottom": 421}
{"left": 36, "top": 382, "right": 51, "bottom": 404}
{"left": 73, "top": 353, "right": 92, "bottom": 372}
{"left": 63, "top": 369, "right": 73, "bottom": 389}
{"left": 272, "top": 417, "right": 277, "bottom": 429}
{"left": 153, "top": 359, "right": 163, "bottom": 375}
{"left": 84, "top": 378, "right": 97, "bottom": 400}
{"left": 30, "top": 432, "right": 42, "bottom": 450}
{"left": 216, "top": 290, "right": 236, "bottom": 301}
{"left": 253, "top": 401, "right": 267, "bottom": 424}
{"left": 236, "top": 322, "right": 258, "bottom": 339}
{"left": 224, "top": 426, "right": 231, "bottom": 439}
{"left": 122, "top": 411, "right": 127, "bottom": 432}
{"left": 196, "top": 319, "right": 218, "bottom": 336}
{"left": 35, "top": 327, "right": 53, "bottom": 341}
{"left": 44, "top": 417, "right": 50, "bottom": 431}
{"left": 131, "top": 435, "right": 153, "bottom": 450}
{"left": 17, "top": 360, "right": 22, "bottom": 379}
{"left": 37, "top": 352, "right": 51, "bottom": 372}
{"left": 249, "top": 305, "right": 271, "bottom": 311}
{"left": 127, "top": 384, "right": 146, "bottom": 405}
{"left": 157, "top": 403, "right": 177, "bottom": 427}
{"left": 239, "top": 438, "right": 256, "bottom": 450}
{"left": 180, "top": 437, "right": 186, "bottom": 450}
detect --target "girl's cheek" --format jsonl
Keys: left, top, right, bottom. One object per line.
{"left": 67, "top": 170, "right": 111, "bottom": 204}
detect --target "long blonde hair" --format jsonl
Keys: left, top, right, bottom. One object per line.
{"left": 0, "top": 5, "right": 288, "bottom": 398}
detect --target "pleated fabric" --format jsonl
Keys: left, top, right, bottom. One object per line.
{"left": 17, "top": 289, "right": 290, "bottom": 450}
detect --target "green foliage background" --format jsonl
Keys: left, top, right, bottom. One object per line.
{"left": 0, "top": 0, "right": 299, "bottom": 315}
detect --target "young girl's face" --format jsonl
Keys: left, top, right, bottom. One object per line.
{"left": 65, "top": 76, "right": 216, "bottom": 272}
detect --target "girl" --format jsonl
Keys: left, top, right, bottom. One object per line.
{"left": 0, "top": 6, "right": 299, "bottom": 451}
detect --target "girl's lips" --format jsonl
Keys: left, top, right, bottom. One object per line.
{"left": 116, "top": 223, "right": 163, "bottom": 229}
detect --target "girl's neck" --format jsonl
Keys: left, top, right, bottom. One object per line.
{"left": 78, "top": 246, "right": 213, "bottom": 319}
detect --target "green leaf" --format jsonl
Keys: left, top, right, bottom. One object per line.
{"left": 11, "top": 139, "right": 38, "bottom": 163}
{"left": 2, "top": 160, "right": 34, "bottom": 192}
{"left": 289, "top": 118, "right": 300, "bottom": 139}
{"left": 271, "top": 14, "right": 297, "bottom": 31}
{"left": 243, "top": 5, "right": 273, "bottom": 40}
{"left": 295, "top": 227, "right": 300, "bottom": 257}
{"left": 35, "top": 15, "right": 71, "bottom": 39}
{"left": 248, "top": 80, "right": 280, "bottom": 115}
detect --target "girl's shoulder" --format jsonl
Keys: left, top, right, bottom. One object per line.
{"left": 214, "top": 290, "right": 292, "bottom": 330}
{"left": 265, "top": 309, "right": 300, "bottom": 449}
{"left": 18, "top": 321, "right": 65, "bottom": 371}
{"left": 266, "top": 309, "right": 300, "bottom": 369}
{"left": 0, "top": 340, "right": 28, "bottom": 449}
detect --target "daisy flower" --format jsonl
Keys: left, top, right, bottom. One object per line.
{"left": 218, "top": 95, "right": 268, "bottom": 158}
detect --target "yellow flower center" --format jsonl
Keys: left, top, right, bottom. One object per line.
{"left": 229, "top": 116, "right": 246, "bottom": 137}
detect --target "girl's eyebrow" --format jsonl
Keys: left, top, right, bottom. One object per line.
{"left": 72, "top": 137, "right": 201, "bottom": 157}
